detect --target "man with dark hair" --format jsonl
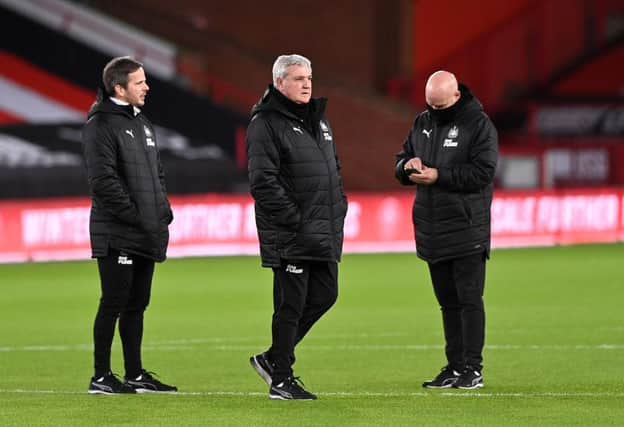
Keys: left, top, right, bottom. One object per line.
{"left": 82, "top": 56, "right": 177, "bottom": 394}
{"left": 246, "top": 54, "right": 348, "bottom": 400}
{"left": 395, "top": 70, "right": 498, "bottom": 390}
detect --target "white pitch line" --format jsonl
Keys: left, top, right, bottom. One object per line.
{"left": 0, "top": 389, "right": 623, "bottom": 398}
{"left": 0, "top": 332, "right": 407, "bottom": 352}
{"left": 147, "top": 331, "right": 408, "bottom": 345}
{"left": 1, "top": 343, "right": 623, "bottom": 352}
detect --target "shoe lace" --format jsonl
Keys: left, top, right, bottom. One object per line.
{"left": 102, "top": 372, "right": 125, "bottom": 385}
{"left": 139, "top": 370, "right": 162, "bottom": 382}
{"left": 288, "top": 376, "right": 307, "bottom": 390}
{"left": 462, "top": 366, "right": 480, "bottom": 375}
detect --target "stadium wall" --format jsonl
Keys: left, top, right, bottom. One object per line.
{"left": 1, "top": 188, "right": 623, "bottom": 263}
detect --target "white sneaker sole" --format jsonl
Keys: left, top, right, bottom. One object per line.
{"left": 250, "top": 356, "right": 272, "bottom": 385}
{"left": 87, "top": 389, "right": 115, "bottom": 395}
{"left": 269, "top": 393, "right": 316, "bottom": 400}
{"left": 455, "top": 382, "right": 484, "bottom": 390}
{"left": 87, "top": 389, "right": 134, "bottom": 395}
{"left": 132, "top": 388, "right": 177, "bottom": 394}
{"left": 423, "top": 383, "right": 456, "bottom": 389}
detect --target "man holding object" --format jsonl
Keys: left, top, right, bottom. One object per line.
{"left": 395, "top": 70, "right": 498, "bottom": 390}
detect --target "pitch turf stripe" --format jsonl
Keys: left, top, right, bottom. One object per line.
{"left": 1, "top": 389, "right": 623, "bottom": 398}
{"left": 2, "top": 343, "right": 624, "bottom": 352}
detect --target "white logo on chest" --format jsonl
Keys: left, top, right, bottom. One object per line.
{"left": 144, "top": 125, "right": 155, "bottom": 146}
{"left": 447, "top": 126, "right": 459, "bottom": 139}
{"left": 443, "top": 125, "right": 459, "bottom": 147}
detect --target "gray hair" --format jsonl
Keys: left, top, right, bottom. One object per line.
{"left": 272, "top": 54, "right": 312, "bottom": 86}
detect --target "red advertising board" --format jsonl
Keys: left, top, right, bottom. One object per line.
{"left": 1, "top": 189, "right": 623, "bottom": 263}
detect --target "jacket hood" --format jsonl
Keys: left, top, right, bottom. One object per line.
{"left": 87, "top": 88, "right": 138, "bottom": 120}
{"left": 426, "top": 83, "right": 483, "bottom": 125}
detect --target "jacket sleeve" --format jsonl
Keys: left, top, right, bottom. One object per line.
{"left": 436, "top": 117, "right": 498, "bottom": 192}
{"left": 247, "top": 115, "right": 301, "bottom": 228}
{"left": 82, "top": 119, "right": 140, "bottom": 226}
{"left": 394, "top": 119, "right": 418, "bottom": 186}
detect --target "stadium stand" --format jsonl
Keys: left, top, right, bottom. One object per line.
{"left": 1, "top": 0, "right": 622, "bottom": 195}
{"left": 0, "top": 0, "right": 249, "bottom": 198}
{"left": 386, "top": 0, "right": 624, "bottom": 190}
{"left": 69, "top": 0, "right": 419, "bottom": 192}
{"left": 1, "top": 0, "right": 624, "bottom": 263}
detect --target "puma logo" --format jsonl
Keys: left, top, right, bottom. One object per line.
{"left": 422, "top": 129, "right": 432, "bottom": 138}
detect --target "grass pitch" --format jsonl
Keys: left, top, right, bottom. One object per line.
{"left": 0, "top": 244, "right": 622, "bottom": 426}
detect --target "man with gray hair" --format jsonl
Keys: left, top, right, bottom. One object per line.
{"left": 247, "top": 54, "right": 348, "bottom": 400}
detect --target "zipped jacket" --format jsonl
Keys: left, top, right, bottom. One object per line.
{"left": 395, "top": 84, "right": 498, "bottom": 263}
{"left": 246, "top": 85, "right": 348, "bottom": 267}
{"left": 82, "top": 95, "right": 172, "bottom": 262}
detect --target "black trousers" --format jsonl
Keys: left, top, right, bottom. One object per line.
{"left": 268, "top": 260, "right": 338, "bottom": 384}
{"left": 93, "top": 249, "right": 154, "bottom": 379}
{"left": 427, "top": 252, "right": 486, "bottom": 371}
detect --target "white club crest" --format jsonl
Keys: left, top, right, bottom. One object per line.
{"left": 447, "top": 126, "right": 459, "bottom": 139}
{"left": 144, "top": 125, "right": 155, "bottom": 146}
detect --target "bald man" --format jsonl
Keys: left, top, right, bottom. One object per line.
{"left": 395, "top": 71, "right": 498, "bottom": 390}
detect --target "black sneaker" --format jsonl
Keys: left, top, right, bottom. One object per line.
{"left": 453, "top": 368, "right": 484, "bottom": 389}
{"left": 250, "top": 352, "right": 274, "bottom": 385}
{"left": 422, "top": 366, "right": 461, "bottom": 388}
{"left": 124, "top": 370, "right": 178, "bottom": 393}
{"left": 269, "top": 377, "right": 317, "bottom": 400}
{"left": 88, "top": 372, "right": 136, "bottom": 395}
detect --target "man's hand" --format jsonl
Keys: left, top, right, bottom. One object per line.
{"left": 404, "top": 157, "right": 423, "bottom": 173}
{"left": 404, "top": 157, "right": 438, "bottom": 185}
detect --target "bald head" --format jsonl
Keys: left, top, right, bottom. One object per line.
{"left": 425, "top": 70, "right": 460, "bottom": 109}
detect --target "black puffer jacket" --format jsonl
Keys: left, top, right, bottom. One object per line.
{"left": 247, "top": 85, "right": 348, "bottom": 268}
{"left": 395, "top": 84, "right": 498, "bottom": 263}
{"left": 82, "top": 94, "right": 172, "bottom": 262}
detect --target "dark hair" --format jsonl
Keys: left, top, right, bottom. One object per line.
{"left": 102, "top": 56, "right": 143, "bottom": 96}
